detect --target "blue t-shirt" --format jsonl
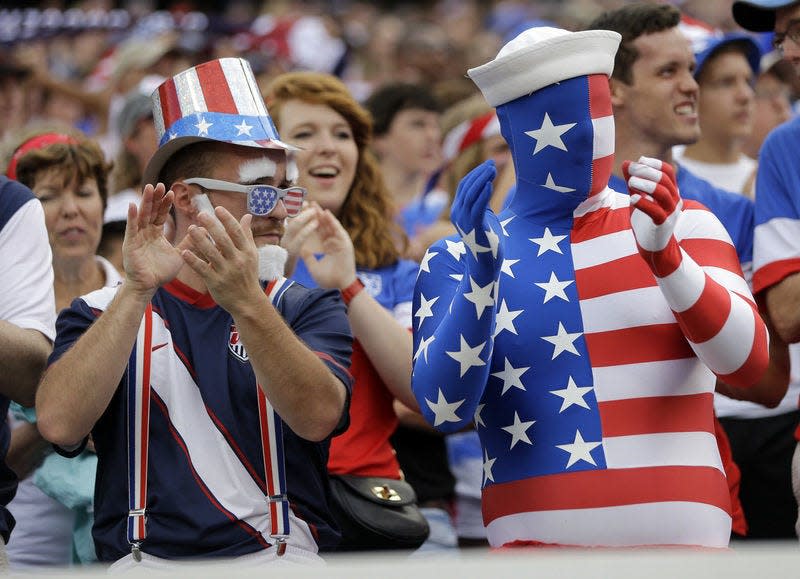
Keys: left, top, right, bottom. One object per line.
{"left": 291, "top": 258, "right": 418, "bottom": 320}
{"left": 50, "top": 279, "right": 353, "bottom": 561}
{"left": 752, "top": 116, "right": 800, "bottom": 294}
{"left": 399, "top": 190, "right": 450, "bottom": 239}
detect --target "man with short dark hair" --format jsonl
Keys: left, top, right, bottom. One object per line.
{"left": 34, "top": 58, "right": 353, "bottom": 568}
{"left": 587, "top": 2, "right": 792, "bottom": 540}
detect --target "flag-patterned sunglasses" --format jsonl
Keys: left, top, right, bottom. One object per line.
{"left": 183, "top": 178, "right": 306, "bottom": 217}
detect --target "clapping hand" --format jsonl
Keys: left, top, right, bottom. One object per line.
{"left": 450, "top": 160, "right": 501, "bottom": 273}
{"left": 181, "top": 206, "right": 263, "bottom": 313}
{"left": 299, "top": 209, "right": 357, "bottom": 290}
{"left": 122, "top": 183, "right": 185, "bottom": 298}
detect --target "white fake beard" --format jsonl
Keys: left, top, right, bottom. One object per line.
{"left": 257, "top": 244, "right": 288, "bottom": 282}
{"left": 192, "top": 193, "right": 287, "bottom": 282}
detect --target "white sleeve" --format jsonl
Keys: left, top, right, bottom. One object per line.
{"left": 0, "top": 199, "right": 56, "bottom": 341}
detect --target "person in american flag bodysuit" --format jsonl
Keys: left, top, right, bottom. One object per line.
{"left": 411, "top": 26, "right": 769, "bottom": 548}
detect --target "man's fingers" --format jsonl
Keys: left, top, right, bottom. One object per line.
{"left": 181, "top": 248, "right": 213, "bottom": 277}
{"left": 195, "top": 210, "right": 236, "bottom": 258}
{"left": 630, "top": 196, "right": 667, "bottom": 224}
{"left": 187, "top": 224, "right": 224, "bottom": 265}
{"left": 212, "top": 205, "right": 250, "bottom": 251}
{"left": 138, "top": 185, "right": 155, "bottom": 228}
{"left": 627, "top": 176, "right": 658, "bottom": 208}
{"left": 152, "top": 189, "right": 174, "bottom": 226}
{"left": 626, "top": 162, "right": 662, "bottom": 184}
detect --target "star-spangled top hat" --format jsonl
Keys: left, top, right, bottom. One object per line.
{"left": 467, "top": 27, "right": 621, "bottom": 107}
{"left": 143, "top": 57, "right": 297, "bottom": 186}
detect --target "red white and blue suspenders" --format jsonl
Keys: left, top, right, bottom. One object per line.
{"left": 127, "top": 279, "right": 293, "bottom": 560}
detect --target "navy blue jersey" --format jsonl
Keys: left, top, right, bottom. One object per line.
{"left": 50, "top": 278, "right": 353, "bottom": 561}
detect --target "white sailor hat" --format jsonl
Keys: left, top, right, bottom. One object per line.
{"left": 467, "top": 27, "right": 621, "bottom": 107}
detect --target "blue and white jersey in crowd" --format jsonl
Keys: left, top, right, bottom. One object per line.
{"left": 608, "top": 168, "right": 754, "bottom": 279}
{"left": 753, "top": 116, "right": 800, "bottom": 295}
{"left": 0, "top": 177, "right": 55, "bottom": 542}
{"left": 291, "top": 258, "right": 418, "bottom": 327}
{"left": 399, "top": 188, "right": 450, "bottom": 240}
{"left": 751, "top": 116, "right": 800, "bottom": 421}
{"left": 49, "top": 279, "right": 353, "bottom": 561}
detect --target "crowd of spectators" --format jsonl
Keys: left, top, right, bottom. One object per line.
{"left": 1, "top": 0, "right": 799, "bottom": 570}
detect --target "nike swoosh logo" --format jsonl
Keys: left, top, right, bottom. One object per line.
{"left": 152, "top": 343, "right": 168, "bottom": 352}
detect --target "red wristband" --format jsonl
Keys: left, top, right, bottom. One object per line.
{"left": 341, "top": 277, "right": 365, "bottom": 305}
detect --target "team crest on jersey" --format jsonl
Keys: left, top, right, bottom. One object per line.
{"left": 360, "top": 272, "right": 381, "bottom": 297}
{"left": 229, "top": 324, "right": 249, "bottom": 362}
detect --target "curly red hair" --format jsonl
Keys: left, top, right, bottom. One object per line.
{"left": 264, "top": 72, "right": 406, "bottom": 270}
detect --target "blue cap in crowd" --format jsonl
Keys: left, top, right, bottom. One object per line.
{"left": 694, "top": 32, "right": 762, "bottom": 78}
{"left": 733, "top": 0, "right": 799, "bottom": 32}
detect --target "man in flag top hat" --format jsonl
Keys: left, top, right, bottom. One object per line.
{"left": 411, "top": 26, "right": 769, "bottom": 548}
{"left": 34, "top": 58, "right": 354, "bottom": 568}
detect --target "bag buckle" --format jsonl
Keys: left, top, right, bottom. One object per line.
{"left": 372, "top": 484, "right": 401, "bottom": 502}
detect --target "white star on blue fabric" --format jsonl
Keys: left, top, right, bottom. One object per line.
{"left": 457, "top": 226, "right": 491, "bottom": 260}
{"left": 502, "top": 412, "right": 536, "bottom": 449}
{"left": 550, "top": 376, "right": 593, "bottom": 413}
{"left": 446, "top": 335, "right": 486, "bottom": 377}
{"left": 556, "top": 429, "right": 602, "bottom": 468}
{"left": 500, "top": 258, "right": 519, "bottom": 278}
{"left": 419, "top": 249, "right": 438, "bottom": 274}
{"left": 168, "top": 131, "right": 178, "bottom": 141}
{"left": 486, "top": 228, "right": 500, "bottom": 258}
{"left": 445, "top": 239, "right": 466, "bottom": 261}
{"left": 414, "top": 294, "right": 439, "bottom": 330}
{"left": 541, "top": 322, "right": 582, "bottom": 360}
{"left": 535, "top": 271, "right": 574, "bottom": 303}
{"left": 195, "top": 116, "right": 213, "bottom": 136}
{"left": 474, "top": 403, "right": 486, "bottom": 428}
{"left": 413, "top": 334, "right": 436, "bottom": 364}
{"left": 493, "top": 299, "right": 523, "bottom": 338}
{"left": 499, "top": 216, "right": 514, "bottom": 237}
{"left": 463, "top": 276, "right": 495, "bottom": 319}
{"left": 234, "top": 119, "right": 254, "bottom": 136}
{"left": 425, "top": 388, "right": 465, "bottom": 427}
{"left": 491, "top": 357, "right": 529, "bottom": 395}
{"left": 530, "top": 227, "right": 567, "bottom": 256}
{"left": 525, "top": 112, "right": 576, "bottom": 155}
{"left": 543, "top": 173, "right": 576, "bottom": 193}
{"left": 483, "top": 450, "right": 496, "bottom": 483}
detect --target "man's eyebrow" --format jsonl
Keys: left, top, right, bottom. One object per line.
{"left": 238, "top": 158, "right": 277, "bottom": 184}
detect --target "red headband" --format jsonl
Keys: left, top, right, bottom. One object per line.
{"left": 442, "top": 111, "right": 501, "bottom": 162}
{"left": 6, "top": 133, "right": 79, "bottom": 180}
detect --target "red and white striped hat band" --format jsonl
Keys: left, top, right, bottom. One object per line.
{"left": 143, "top": 58, "right": 296, "bottom": 186}
{"left": 442, "top": 111, "right": 501, "bottom": 162}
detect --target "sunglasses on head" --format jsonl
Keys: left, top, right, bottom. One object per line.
{"left": 183, "top": 178, "right": 306, "bottom": 217}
